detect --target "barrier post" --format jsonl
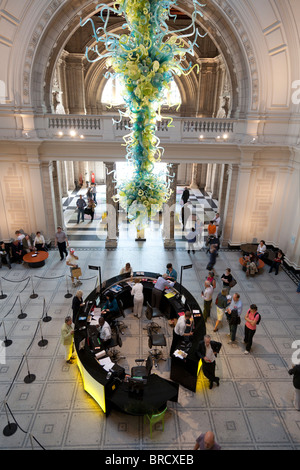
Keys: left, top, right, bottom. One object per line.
{"left": 23, "top": 353, "right": 36, "bottom": 384}
{"left": 30, "top": 277, "right": 38, "bottom": 299}
{"left": 1, "top": 321, "right": 12, "bottom": 347}
{"left": 2, "top": 401, "right": 18, "bottom": 437}
{"left": 38, "top": 320, "right": 48, "bottom": 347}
{"left": 0, "top": 278, "right": 7, "bottom": 300}
{"left": 18, "top": 295, "right": 27, "bottom": 319}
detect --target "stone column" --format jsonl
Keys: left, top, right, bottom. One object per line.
{"left": 198, "top": 60, "right": 218, "bottom": 117}
{"left": 57, "top": 50, "right": 69, "bottom": 114}
{"left": 40, "top": 161, "right": 59, "bottom": 241}
{"left": 197, "top": 164, "right": 208, "bottom": 190}
{"left": 58, "top": 161, "right": 68, "bottom": 198}
{"left": 190, "top": 163, "right": 200, "bottom": 189}
{"left": 229, "top": 150, "right": 255, "bottom": 244}
{"left": 213, "top": 62, "right": 226, "bottom": 117}
{"left": 105, "top": 162, "right": 118, "bottom": 248}
{"left": 50, "top": 161, "right": 64, "bottom": 231}
{"left": 205, "top": 164, "right": 213, "bottom": 193}
{"left": 65, "top": 161, "right": 75, "bottom": 192}
{"left": 65, "top": 53, "right": 86, "bottom": 115}
{"left": 163, "top": 163, "right": 179, "bottom": 249}
{"left": 211, "top": 164, "right": 222, "bottom": 200}
{"left": 221, "top": 164, "right": 240, "bottom": 246}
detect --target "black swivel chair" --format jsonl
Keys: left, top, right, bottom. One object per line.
{"left": 113, "top": 299, "right": 127, "bottom": 335}
{"left": 144, "top": 301, "right": 161, "bottom": 332}
{"left": 147, "top": 325, "right": 167, "bottom": 368}
{"left": 131, "top": 355, "right": 153, "bottom": 378}
{"left": 107, "top": 325, "right": 125, "bottom": 363}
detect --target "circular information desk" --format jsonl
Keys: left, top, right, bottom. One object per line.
{"left": 23, "top": 251, "right": 49, "bottom": 268}
{"left": 74, "top": 271, "right": 206, "bottom": 416}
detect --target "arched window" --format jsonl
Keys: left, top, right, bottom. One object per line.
{"left": 101, "top": 77, "right": 181, "bottom": 106}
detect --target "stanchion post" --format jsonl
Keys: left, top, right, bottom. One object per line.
{"left": 0, "top": 278, "right": 7, "bottom": 300}
{"left": 24, "top": 354, "right": 36, "bottom": 384}
{"left": 38, "top": 320, "right": 48, "bottom": 347}
{"left": 3, "top": 401, "right": 18, "bottom": 437}
{"left": 18, "top": 295, "right": 27, "bottom": 319}
{"left": 42, "top": 297, "right": 52, "bottom": 323}
{"left": 2, "top": 321, "right": 12, "bottom": 347}
{"left": 64, "top": 275, "right": 72, "bottom": 299}
{"left": 30, "top": 276, "right": 38, "bottom": 299}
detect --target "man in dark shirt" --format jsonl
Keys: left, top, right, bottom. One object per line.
{"left": 76, "top": 195, "right": 86, "bottom": 224}
{"left": 181, "top": 187, "right": 190, "bottom": 204}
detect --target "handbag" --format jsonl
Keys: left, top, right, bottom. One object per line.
{"left": 229, "top": 277, "right": 237, "bottom": 288}
{"left": 71, "top": 267, "right": 82, "bottom": 278}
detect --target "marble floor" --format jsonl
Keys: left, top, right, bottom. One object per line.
{"left": 0, "top": 192, "right": 300, "bottom": 451}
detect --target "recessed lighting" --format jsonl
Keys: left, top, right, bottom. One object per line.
{"left": 199, "top": 135, "right": 204, "bottom": 140}
{"left": 58, "top": 131, "right": 63, "bottom": 137}
{"left": 70, "top": 130, "right": 77, "bottom": 137}
{"left": 80, "top": 135, "right": 85, "bottom": 139}
{"left": 223, "top": 133, "right": 228, "bottom": 140}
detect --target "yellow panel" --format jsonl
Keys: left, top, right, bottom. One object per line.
{"left": 77, "top": 356, "right": 106, "bottom": 413}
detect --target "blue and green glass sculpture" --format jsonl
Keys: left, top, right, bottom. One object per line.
{"left": 81, "top": 1, "right": 205, "bottom": 227}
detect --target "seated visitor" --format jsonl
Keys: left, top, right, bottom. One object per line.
{"left": 0, "top": 241, "right": 12, "bottom": 269}
{"left": 246, "top": 258, "right": 258, "bottom": 276}
{"left": 11, "top": 240, "right": 24, "bottom": 263}
{"left": 15, "top": 230, "right": 25, "bottom": 245}
{"left": 257, "top": 240, "right": 266, "bottom": 259}
{"left": 22, "top": 234, "right": 34, "bottom": 253}
{"left": 34, "top": 231, "right": 47, "bottom": 251}
{"left": 269, "top": 249, "right": 284, "bottom": 275}
{"left": 102, "top": 292, "right": 120, "bottom": 324}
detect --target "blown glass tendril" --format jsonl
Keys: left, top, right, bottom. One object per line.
{"left": 81, "top": 0, "right": 206, "bottom": 227}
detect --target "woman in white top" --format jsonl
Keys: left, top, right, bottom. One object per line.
{"left": 257, "top": 240, "right": 266, "bottom": 259}
{"left": 131, "top": 279, "right": 144, "bottom": 318}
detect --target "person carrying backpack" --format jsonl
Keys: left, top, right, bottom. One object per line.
{"left": 244, "top": 304, "right": 260, "bottom": 354}
{"left": 227, "top": 308, "right": 241, "bottom": 343}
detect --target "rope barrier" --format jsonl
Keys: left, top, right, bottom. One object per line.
{"left": 0, "top": 296, "right": 18, "bottom": 325}
{"left": 1, "top": 301, "right": 52, "bottom": 447}
{"left": 0, "top": 276, "right": 30, "bottom": 283}
{"left": 3, "top": 401, "right": 45, "bottom": 450}
{"left": 34, "top": 275, "right": 65, "bottom": 280}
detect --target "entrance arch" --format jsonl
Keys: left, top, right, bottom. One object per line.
{"left": 24, "top": 0, "right": 255, "bottom": 118}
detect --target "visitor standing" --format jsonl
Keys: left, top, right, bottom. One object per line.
{"left": 244, "top": 304, "right": 260, "bottom": 354}
{"left": 55, "top": 226, "right": 69, "bottom": 260}
{"left": 76, "top": 195, "right": 86, "bottom": 224}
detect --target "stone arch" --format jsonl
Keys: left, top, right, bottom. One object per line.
{"left": 25, "top": 0, "right": 256, "bottom": 117}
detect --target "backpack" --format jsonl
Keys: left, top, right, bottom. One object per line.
{"left": 255, "top": 313, "right": 261, "bottom": 325}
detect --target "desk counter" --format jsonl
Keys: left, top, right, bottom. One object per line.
{"left": 74, "top": 272, "right": 206, "bottom": 413}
